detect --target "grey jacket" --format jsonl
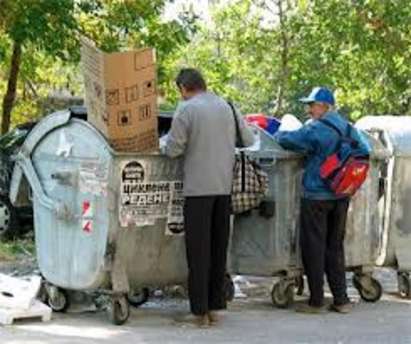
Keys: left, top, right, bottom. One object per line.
{"left": 164, "top": 92, "right": 255, "bottom": 196}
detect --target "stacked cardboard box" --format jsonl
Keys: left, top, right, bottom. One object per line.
{"left": 81, "top": 37, "right": 159, "bottom": 152}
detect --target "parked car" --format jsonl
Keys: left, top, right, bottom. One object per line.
{"left": 0, "top": 121, "right": 37, "bottom": 240}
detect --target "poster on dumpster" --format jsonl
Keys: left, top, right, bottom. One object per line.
{"left": 166, "top": 181, "right": 184, "bottom": 235}
{"left": 79, "top": 161, "right": 109, "bottom": 196}
{"left": 119, "top": 160, "right": 184, "bottom": 232}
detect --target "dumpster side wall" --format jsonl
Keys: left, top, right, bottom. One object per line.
{"left": 112, "top": 154, "right": 188, "bottom": 289}
{"left": 32, "top": 120, "right": 112, "bottom": 290}
{"left": 230, "top": 152, "right": 304, "bottom": 276}
{"left": 387, "top": 156, "right": 411, "bottom": 271}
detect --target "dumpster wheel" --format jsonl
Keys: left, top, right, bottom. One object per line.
{"left": 128, "top": 288, "right": 150, "bottom": 308}
{"left": 397, "top": 272, "right": 411, "bottom": 298}
{"left": 353, "top": 274, "right": 382, "bottom": 302}
{"left": 271, "top": 281, "right": 294, "bottom": 308}
{"left": 108, "top": 295, "right": 130, "bottom": 325}
{"left": 47, "top": 287, "right": 70, "bottom": 312}
{"left": 295, "top": 276, "right": 304, "bottom": 296}
{"left": 224, "top": 274, "right": 235, "bottom": 302}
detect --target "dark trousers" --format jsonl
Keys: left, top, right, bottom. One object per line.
{"left": 184, "top": 195, "right": 231, "bottom": 316}
{"left": 300, "top": 198, "right": 350, "bottom": 307}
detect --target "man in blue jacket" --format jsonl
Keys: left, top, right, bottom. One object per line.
{"left": 274, "top": 87, "right": 370, "bottom": 314}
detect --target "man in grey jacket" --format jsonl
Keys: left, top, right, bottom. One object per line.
{"left": 164, "top": 68, "right": 254, "bottom": 327}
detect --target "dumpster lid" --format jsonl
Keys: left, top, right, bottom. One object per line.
{"left": 10, "top": 108, "right": 112, "bottom": 211}
{"left": 19, "top": 108, "right": 111, "bottom": 158}
{"left": 69, "top": 105, "right": 87, "bottom": 120}
{"left": 243, "top": 125, "right": 302, "bottom": 159}
{"left": 356, "top": 116, "right": 411, "bottom": 157}
{"left": 359, "top": 130, "right": 391, "bottom": 159}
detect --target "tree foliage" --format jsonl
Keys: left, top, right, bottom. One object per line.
{"left": 168, "top": 0, "right": 411, "bottom": 119}
{"left": 293, "top": 0, "right": 411, "bottom": 119}
{"left": 0, "top": 0, "right": 79, "bottom": 132}
{"left": 1, "top": 0, "right": 410, "bottom": 132}
{"left": 0, "top": 0, "right": 196, "bottom": 130}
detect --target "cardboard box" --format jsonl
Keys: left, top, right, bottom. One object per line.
{"left": 81, "top": 38, "right": 159, "bottom": 152}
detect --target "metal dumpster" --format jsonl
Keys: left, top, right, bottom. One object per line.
{"left": 229, "top": 127, "right": 304, "bottom": 307}
{"left": 343, "top": 131, "right": 390, "bottom": 302}
{"left": 10, "top": 109, "right": 191, "bottom": 324}
{"left": 230, "top": 126, "right": 389, "bottom": 307}
{"left": 356, "top": 116, "right": 411, "bottom": 299}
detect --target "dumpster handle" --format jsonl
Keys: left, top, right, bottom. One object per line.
{"left": 258, "top": 157, "right": 277, "bottom": 167}
{"left": 15, "top": 153, "right": 74, "bottom": 220}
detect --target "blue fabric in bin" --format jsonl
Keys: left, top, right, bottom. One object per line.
{"left": 266, "top": 117, "right": 281, "bottom": 135}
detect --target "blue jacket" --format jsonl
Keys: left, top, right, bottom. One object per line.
{"left": 274, "top": 111, "right": 371, "bottom": 200}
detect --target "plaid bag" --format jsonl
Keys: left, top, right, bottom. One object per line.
{"left": 231, "top": 152, "right": 268, "bottom": 214}
{"left": 228, "top": 102, "right": 269, "bottom": 214}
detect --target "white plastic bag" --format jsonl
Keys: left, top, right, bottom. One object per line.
{"left": 278, "top": 114, "right": 303, "bottom": 131}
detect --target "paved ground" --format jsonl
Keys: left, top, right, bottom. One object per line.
{"left": 1, "top": 268, "right": 411, "bottom": 344}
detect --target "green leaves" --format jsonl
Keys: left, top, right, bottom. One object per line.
{"left": 3, "top": 0, "right": 77, "bottom": 50}
{"left": 166, "top": 0, "right": 411, "bottom": 118}
{"left": 1, "top": 0, "right": 196, "bottom": 126}
{"left": 1, "top": 0, "right": 410, "bottom": 129}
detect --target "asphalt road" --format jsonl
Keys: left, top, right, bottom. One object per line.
{"left": 1, "top": 269, "right": 411, "bottom": 344}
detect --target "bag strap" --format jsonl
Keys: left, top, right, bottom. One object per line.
{"left": 240, "top": 151, "right": 246, "bottom": 192}
{"left": 319, "top": 118, "right": 344, "bottom": 137}
{"left": 319, "top": 118, "right": 358, "bottom": 151}
{"left": 228, "top": 101, "right": 245, "bottom": 148}
{"left": 227, "top": 101, "right": 246, "bottom": 191}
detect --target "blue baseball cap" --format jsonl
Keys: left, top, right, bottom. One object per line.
{"left": 299, "top": 87, "right": 335, "bottom": 106}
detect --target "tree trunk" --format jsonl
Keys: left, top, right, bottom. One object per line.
{"left": 2, "top": 41, "right": 22, "bottom": 134}
{"left": 274, "top": 0, "right": 289, "bottom": 117}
